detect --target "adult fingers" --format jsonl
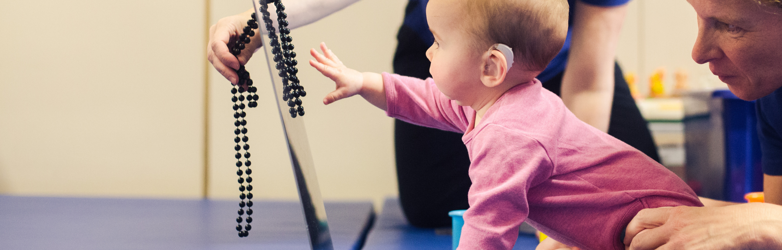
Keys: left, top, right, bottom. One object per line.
{"left": 627, "top": 226, "right": 672, "bottom": 250}
{"left": 654, "top": 242, "right": 675, "bottom": 250}
{"left": 208, "top": 22, "right": 243, "bottom": 83}
{"left": 208, "top": 48, "right": 239, "bottom": 84}
{"left": 211, "top": 36, "right": 241, "bottom": 72}
{"left": 624, "top": 207, "right": 672, "bottom": 246}
{"left": 210, "top": 22, "right": 242, "bottom": 69}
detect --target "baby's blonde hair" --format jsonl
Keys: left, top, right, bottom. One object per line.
{"left": 463, "top": 0, "right": 569, "bottom": 71}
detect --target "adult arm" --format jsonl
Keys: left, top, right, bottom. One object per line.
{"left": 624, "top": 203, "right": 782, "bottom": 249}
{"left": 756, "top": 93, "right": 782, "bottom": 205}
{"left": 698, "top": 196, "right": 738, "bottom": 207}
{"left": 560, "top": 1, "right": 628, "bottom": 132}
{"left": 766, "top": 174, "right": 782, "bottom": 205}
{"left": 208, "top": 0, "right": 360, "bottom": 84}
{"left": 264, "top": 0, "right": 362, "bottom": 30}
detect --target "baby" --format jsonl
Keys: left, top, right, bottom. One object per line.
{"left": 309, "top": 0, "right": 701, "bottom": 249}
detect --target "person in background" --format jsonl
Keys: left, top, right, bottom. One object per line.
{"left": 207, "top": 0, "right": 659, "bottom": 229}
{"left": 622, "top": 0, "right": 782, "bottom": 249}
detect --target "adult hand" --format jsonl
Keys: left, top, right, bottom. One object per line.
{"left": 624, "top": 203, "right": 782, "bottom": 250}
{"left": 535, "top": 236, "right": 581, "bottom": 250}
{"left": 207, "top": 8, "right": 263, "bottom": 84}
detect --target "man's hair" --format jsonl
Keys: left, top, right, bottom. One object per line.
{"left": 463, "top": 0, "right": 569, "bottom": 71}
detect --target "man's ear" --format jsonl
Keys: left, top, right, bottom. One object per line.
{"left": 480, "top": 50, "right": 509, "bottom": 88}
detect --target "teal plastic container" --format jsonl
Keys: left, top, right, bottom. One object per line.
{"left": 449, "top": 209, "right": 467, "bottom": 250}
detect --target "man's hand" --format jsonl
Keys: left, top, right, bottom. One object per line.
{"left": 625, "top": 204, "right": 782, "bottom": 250}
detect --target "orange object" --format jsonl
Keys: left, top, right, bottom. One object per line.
{"left": 625, "top": 72, "right": 643, "bottom": 99}
{"left": 744, "top": 192, "right": 765, "bottom": 203}
{"left": 672, "top": 68, "right": 689, "bottom": 97}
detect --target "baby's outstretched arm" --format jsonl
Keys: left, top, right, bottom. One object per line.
{"left": 309, "top": 42, "right": 386, "bottom": 111}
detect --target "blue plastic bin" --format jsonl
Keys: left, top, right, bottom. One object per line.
{"left": 683, "top": 90, "right": 764, "bottom": 202}
{"left": 449, "top": 209, "right": 466, "bottom": 250}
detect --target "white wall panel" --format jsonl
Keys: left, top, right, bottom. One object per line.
{"left": 634, "top": 0, "right": 719, "bottom": 95}
{"left": 0, "top": 0, "right": 718, "bottom": 205}
{"left": 616, "top": 0, "right": 640, "bottom": 79}
{"left": 207, "top": 0, "right": 405, "bottom": 207}
{"left": 0, "top": 0, "right": 206, "bottom": 198}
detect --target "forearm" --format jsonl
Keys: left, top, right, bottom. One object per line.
{"left": 743, "top": 203, "right": 782, "bottom": 249}
{"left": 560, "top": 1, "right": 627, "bottom": 132}
{"left": 699, "top": 196, "right": 739, "bottom": 207}
{"left": 765, "top": 174, "right": 782, "bottom": 205}
{"left": 251, "top": 0, "right": 360, "bottom": 30}
{"left": 359, "top": 72, "right": 387, "bottom": 111}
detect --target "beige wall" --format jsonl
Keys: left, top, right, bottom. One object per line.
{"left": 0, "top": 0, "right": 405, "bottom": 206}
{"left": 0, "top": 0, "right": 207, "bottom": 198}
{"left": 0, "top": 0, "right": 714, "bottom": 206}
{"left": 206, "top": 0, "right": 405, "bottom": 206}
{"left": 617, "top": 0, "right": 723, "bottom": 96}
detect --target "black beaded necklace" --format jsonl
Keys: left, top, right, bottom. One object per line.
{"left": 228, "top": 0, "right": 304, "bottom": 238}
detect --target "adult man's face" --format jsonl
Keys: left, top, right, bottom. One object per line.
{"left": 689, "top": 0, "right": 782, "bottom": 100}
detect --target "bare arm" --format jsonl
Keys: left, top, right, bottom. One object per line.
{"left": 695, "top": 174, "right": 781, "bottom": 206}
{"left": 263, "top": 0, "right": 361, "bottom": 30}
{"left": 561, "top": 1, "right": 628, "bottom": 132}
{"left": 207, "top": 0, "right": 361, "bottom": 84}
{"left": 698, "top": 196, "right": 739, "bottom": 207}
{"left": 765, "top": 174, "right": 782, "bottom": 205}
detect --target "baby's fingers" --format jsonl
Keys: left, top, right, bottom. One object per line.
{"left": 323, "top": 88, "right": 353, "bottom": 105}
{"left": 310, "top": 48, "right": 338, "bottom": 68}
{"left": 319, "top": 42, "right": 344, "bottom": 66}
{"left": 309, "top": 59, "right": 342, "bottom": 80}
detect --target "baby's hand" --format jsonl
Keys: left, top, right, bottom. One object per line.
{"left": 309, "top": 42, "right": 364, "bottom": 105}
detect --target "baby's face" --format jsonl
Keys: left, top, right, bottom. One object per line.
{"left": 425, "top": 0, "right": 485, "bottom": 106}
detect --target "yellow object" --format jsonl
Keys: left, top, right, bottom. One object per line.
{"left": 649, "top": 68, "right": 666, "bottom": 98}
{"left": 537, "top": 231, "right": 548, "bottom": 242}
{"left": 745, "top": 192, "right": 765, "bottom": 203}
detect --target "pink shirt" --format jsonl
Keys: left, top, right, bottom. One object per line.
{"left": 383, "top": 73, "right": 702, "bottom": 250}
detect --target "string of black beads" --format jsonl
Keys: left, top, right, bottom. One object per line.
{"left": 230, "top": 12, "right": 258, "bottom": 239}
{"left": 228, "top": 0, "right": 305, "bottom": 238}
{"left": 260, "top": 0, "right": 306, "bottom": 118}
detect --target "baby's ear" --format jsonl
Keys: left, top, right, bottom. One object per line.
{"left": 480, "top": 49, "right": 509, "bottom": 88}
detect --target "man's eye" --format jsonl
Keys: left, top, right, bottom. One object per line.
{"left": 718, "top": 21, "right": 743, "bottom": 34}
{"left": 726, "top": 24, "right": 742, "bottom": 33}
